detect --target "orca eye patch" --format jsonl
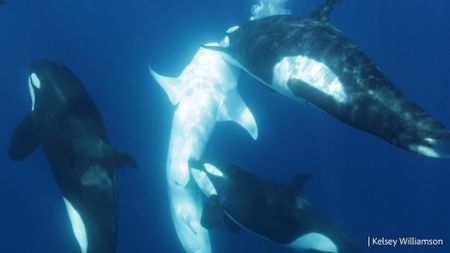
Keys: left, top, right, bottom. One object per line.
{"left": 30, "top": 73, "right": 41, "bottom": 89}
{"left": 226, "top": 25, "right": 239, "bottom": 34}
{"left": 28, "top": 77, "right": 36, "bottom": 111}
{"left": 204, "top": 163, "right": 224, "bottom": 177}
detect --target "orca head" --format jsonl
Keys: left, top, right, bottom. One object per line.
{"left": 202, "top": 25, "right": 242, "bottom": 68}
{"left": 28, "top": 60, "right": 82, "bottom": 113}
{"left": 190, "top": 161, "right": 229, "bottom": 197}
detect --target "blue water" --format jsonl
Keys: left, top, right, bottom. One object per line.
{"left": 1, "top": 0, "right": 449, "bottom": 252}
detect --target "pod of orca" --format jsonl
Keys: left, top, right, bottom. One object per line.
{"left": 6, "top": 0, "right": 449, "bottom": 252}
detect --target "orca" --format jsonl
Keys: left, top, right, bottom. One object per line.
{"left": 190, "top": 160, "right": 362, "bottom": 253}
{"left": 9, "top": 60, "right": 137, "bottom": 253}
{"left": 204, "top": 0, "right": 450, "bottom": 159}
{"left": 150, "top": 45, "right": 258, "bottom": 253}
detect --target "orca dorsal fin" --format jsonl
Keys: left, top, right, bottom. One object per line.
{"left": 149, "top": 66, "right": 185, "bottom": 105}
{"left": 217, "top": 89, "right": 259, "bottom": 140}
{"left": 9, "top": 113, "right": 39, "bottom": 161}
{"left": 310, "top": 0, "right": 342, "bottom": 22}
{"left": 286, "top": 173, "right": 312, "bottom": 193}
{"left": 103, "top": 144, "right": 137, "bottom": 169}
{"left": 112, "top": 148, "right": 137, "bottom": 169}
{"left": 200, "top": 195, "right": 224, "bottom": 230}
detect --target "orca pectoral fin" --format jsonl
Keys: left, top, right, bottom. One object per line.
{"left": 224, "top": 215, "right": 241, "bottom": 234}
{"left": 287, "top": 173, "right": 312, "bottom": 194}
{"left": 149, "top": 66, "right": 184, "bottom": 105}
{"left": 217, "top": 90, "right": 258, "bottom": 140}
{"left": 9, "top": 113, "right": 39, "bottom": 160}
{"left": 200, "top": 195, "right": 223, "bottom": 230}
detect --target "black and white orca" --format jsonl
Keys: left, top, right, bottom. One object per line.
{"left": 205, "top": 0, "right": 450, "bottom": 159}
{"left": 9, "top": 60, "right": 137, "bottom": 253}
{"left": 190, "top": 160, "right": 362, "bottom": 253}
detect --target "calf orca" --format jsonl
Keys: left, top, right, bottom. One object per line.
{"left": 9, "top": 60, "right": 137, "bottom": 253}
{"left": 150, "top": 46, "right": 258, "bottom": 253}
{"left": 190, "top": 160, "right": 362, "bottom": 253}
{"left": 205, "top": 0, "right": 450, "bottom": 159}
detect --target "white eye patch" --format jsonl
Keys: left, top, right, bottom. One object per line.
{"left": 220, "top": 36, "right": 230, "bottom": 47}
{"left": 30, "top": 73, "right": 41, "bottom": 89}
{"left": 204, "top": 163, "right": 224, "bottom": 177}
{"left": 191, "top": 168, "right": 217, "bottom": 197}
{"left": 28, "top": 77, "right": 36, "bottom": 111}
{"left": 226, "top": 25, "right": 239, "bottom": 34}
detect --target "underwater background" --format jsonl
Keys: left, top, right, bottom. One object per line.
{"left": 0, "top": 0, "right": 449, "bottom": 252}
